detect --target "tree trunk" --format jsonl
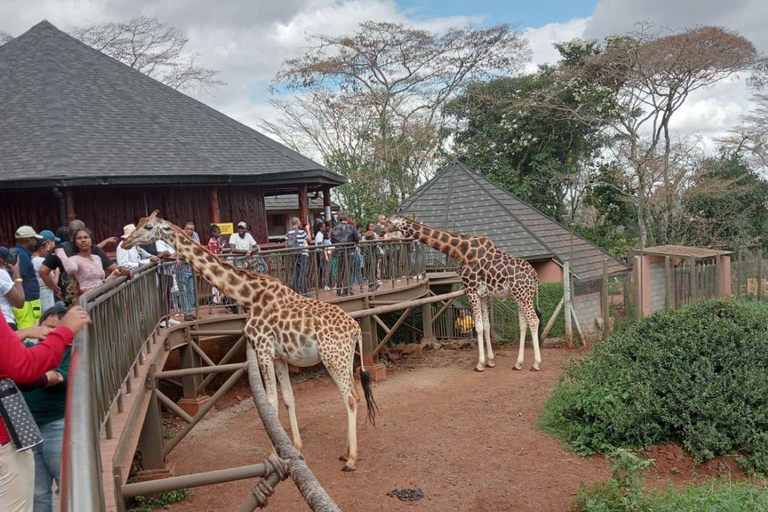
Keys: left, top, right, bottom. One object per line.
{"left": 246, "top": 344, "right": 342, "bottom": 512}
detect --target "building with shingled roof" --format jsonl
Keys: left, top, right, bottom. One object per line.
{"left": 0, "top": 21, "right": 344, "bottom": 245}
{"left": 399, "top": 160, "right": 630, "bottom": 336}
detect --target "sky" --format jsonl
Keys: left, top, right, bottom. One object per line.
{"left": 1, "top": 0, "right": 765, "bottom": 152}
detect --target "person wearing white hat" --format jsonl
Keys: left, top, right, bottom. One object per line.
{"left": 229, "top": 221, "right": 259, "bottom": 270}
{"left": 116, "top": 224, "right": 158, "bottom": 270}
{"left": 13, "top": 226, "right": 43, "bottom": 329}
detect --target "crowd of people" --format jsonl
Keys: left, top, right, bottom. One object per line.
{"left": 0, "top": 212, "right": 408, "bottom": 511}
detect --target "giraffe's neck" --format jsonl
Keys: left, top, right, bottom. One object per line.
{"left": 400, "top": 219, "right": 467, "bottom": 263}
{"left": 166, "top": 230, "right": 263, "bottom": 305}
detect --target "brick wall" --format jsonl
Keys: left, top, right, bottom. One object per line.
{"left": 572, "top": 291, "right": 602, "bottom": 339}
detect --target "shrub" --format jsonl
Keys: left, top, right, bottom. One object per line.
{"left": 540, "top": 299, "right": 768, "bottom": 473}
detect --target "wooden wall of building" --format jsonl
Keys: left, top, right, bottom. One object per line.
{"left": 0, "top": 185, "right": 270, "bottom": 246}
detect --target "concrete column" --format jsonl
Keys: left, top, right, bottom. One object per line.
{"left": 136, "top": 367, "right": 174, "bottom": 481}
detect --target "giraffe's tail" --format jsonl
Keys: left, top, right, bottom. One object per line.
{"left": 355, "top": 329, "right": 379, "bottom": 425}
{"left": 535, "top": 282, "right": 543, "bottom": 339}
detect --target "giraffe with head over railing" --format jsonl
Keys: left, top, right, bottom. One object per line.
{"left": 122, "top": 210, "right": 378, "bottom": 471}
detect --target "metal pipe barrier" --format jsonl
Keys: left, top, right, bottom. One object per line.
{"left": 60, "top": 238, "right": 426, "bottom": 510}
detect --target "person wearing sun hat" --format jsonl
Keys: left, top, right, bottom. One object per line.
{"left": 32, "top": 231, "right": 61, "bottom": 314}
{"left": 13, "top": 226, "right": 43, "bottom": 329}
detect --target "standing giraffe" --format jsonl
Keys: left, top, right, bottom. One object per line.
{"left": 123, "top": 211, "right": 377, "bottom": 471}
{"left": 387, "top": 213, "right": 543, "bottom": 371}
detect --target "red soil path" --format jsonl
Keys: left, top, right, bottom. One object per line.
{"left": 162, "top": 346, "right": 747, "bottom": 512}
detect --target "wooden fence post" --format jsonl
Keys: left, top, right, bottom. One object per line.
{"left": 602, "top": 258, "right": 610, "bottom": 337}
{"left": 689, "top": 257, "right": 698, "bottom": 302}
{"left": 563, "top": 262, "right": 572, "bottom": 345}
{"left": 757, "top": 249, "right": 763, "bottom": 300}
{"left": 664, "top": 256, "right": 672, "bottom": 310}
{"left": 714, "top": 256, "right": 721, "bottom": 298}
{"left": 737, "top": 251, "right": 742, "bottom": 300}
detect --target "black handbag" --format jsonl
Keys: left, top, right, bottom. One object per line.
{"left": 0, "top": 379, "right": 43, "bottom": 452}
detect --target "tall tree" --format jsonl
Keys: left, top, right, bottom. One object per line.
{"left": 680, "top": 150, "right": 768, "bottom": 249}
{"left": 443, "top": 40, "right": 619, "bottom": 220}
{"left": 556, "top": 26, "right": 764, "bottom": 247}
{"left": 69, "top": 15, "right": 223, "bottom": 94}
{"left": 265, "top": 21, "right": 528, "bottom": 215}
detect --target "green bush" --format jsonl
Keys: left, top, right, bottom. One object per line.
{"left": 540, "top": 299, "right": 768, "bottom": 473}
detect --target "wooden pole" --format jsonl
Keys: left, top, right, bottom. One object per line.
{"left": 298, "top": 184, "right": 310, "bottom": 227}
{"left": 758, "top": 249, "right": 763, "bottom": 301}
{"left": 714, "top": 256, "right": 721, "bottom": 298}
{"left": 689, "top": 257, "right": 698, "bottom": 302}
{"left": 737, "top": 250, "right": 743, "bottom": 299}
{"left": 246, "top": 345, "right": 341, "bottom": 512}
{"left": 563, "top": 262, "right": 572, "bottom": 345}
{"left": 602, "top": 258, "right": 610, "bottom": 337}
{"left": 208, "top": 187, "right": 221, "bottom": 224}
{"left": 541, "top": 298, "right": 563, "bottom": 341}
{"left": 348, "top": 290, "right": 465, "bottom": 319}
{"left": 664, "top": 256, "right": 672, "bottom": 310}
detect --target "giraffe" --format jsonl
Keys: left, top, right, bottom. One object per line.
{"left": 387, "top": 213, "right": 543, "bottom": 372}
{"left": 122, "top": 211, "right": 378, "bottom": 471}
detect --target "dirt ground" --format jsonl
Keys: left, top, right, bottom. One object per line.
{"left": 162, "top": 345, "right": 749, "bottom": 512}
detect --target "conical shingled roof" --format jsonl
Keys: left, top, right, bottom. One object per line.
{"left": 0, "top": 21, "right": 345, "bottom": 188}
{"left": 399, "top": 161, "right": 628, "bottom": 280}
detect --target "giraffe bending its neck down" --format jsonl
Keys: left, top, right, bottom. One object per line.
{"left": 388, "top": 214, "right": 543, "bottom": 372}
{"left": 123, "top": 211, "right": 378, "bottom": 471}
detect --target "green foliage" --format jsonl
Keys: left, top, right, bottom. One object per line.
{"left": 541, "top": 300, "right": 768, "bottom": 473}
{"left": 576, "top": 163, "right": 639, "bottom": 257}
{"left": 682, "top": 150, "right": 768, "bottom": 250}
{"left": 443, "top": 40, "right": 620, "bottom": 221}
{"left": 573, "top": 450, "right": 768, "bottom": 512}
{"left": 127, "top": 489, "right": 191, "bottom": 512}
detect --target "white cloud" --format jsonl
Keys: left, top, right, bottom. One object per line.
{"left": 522, "top": 17, "right": 589, "bottom": 73}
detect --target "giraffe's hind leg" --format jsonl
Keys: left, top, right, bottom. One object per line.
{"left": 513, "top": 307, "right": 527, "bottom": 370}
{"left": 322, "top": 346, "right": 359, "bottom": 471}
{"left": 482, "top": 297, "right": 495, "bottom": 368}
{"left": 274, "top": 359, "right": 303, "bottom": 452}
{"left": 469, "top": 293, "right": 487, "bottom": 372}
{"left": 526, "top": 305, "right": 542, "bottom": 371}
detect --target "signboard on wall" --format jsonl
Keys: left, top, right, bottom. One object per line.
{"left": 215, "top": 222, "right": 234, "bottom": 235}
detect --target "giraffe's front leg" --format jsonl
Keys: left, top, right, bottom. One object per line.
{"left": 482, "top": 298, "right": 495, "bottom": 368}
{"left": 275, "top": 359, "right": 303, "bottom": 452}
{"left": 469, "top": 294, "right": 486, "bottom": 372}
{"left": 258, "top": 353, "right": 281, "bottom": 458}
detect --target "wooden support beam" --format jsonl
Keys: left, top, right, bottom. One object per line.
{"left": 348, "top": 290, "right": 465, "bottom": 319}
{"left": 188, "top": 337, "right": 216, "bottom": 368}
{"left": 371, "top": 314, "right": 390, "bottom": 334}
{"left": 197, "top": 336, "right": 246, "bottom": 394}
{"left": 563, "top": 262, "right": 572, "bottom": 345}
{"left": 541, "top": 298, "right": 563, "bottom": 341}
{"left": 298, "top": 184, "right": 309, "bottom": 226}
{"left": 154, "top": 389, "right": 194, "bottom": 424}
{"left": 209, "top": 187, "right": 221, "bottom": 224}
{"left": 371, "top": 307, "right": 413, "bottom": 358}
{"left": 431, "top": 297, "right": 455, "bottom": 324}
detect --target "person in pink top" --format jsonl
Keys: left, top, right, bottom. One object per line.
{"left": 0, "top": 307, "right": 91, "bottom": 512}
{"left": 55, "top": 229, "right": 130, "bottom": 299}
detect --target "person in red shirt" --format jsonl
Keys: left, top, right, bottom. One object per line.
{"left": 0, "top": 306, "right": 91, "bottom": 512}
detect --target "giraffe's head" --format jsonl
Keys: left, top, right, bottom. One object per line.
{"left": 122, "top": 210, "right": 177, "bottom": 249}
{"left": 385, "top": 209, "right": 407, "bottom": 233}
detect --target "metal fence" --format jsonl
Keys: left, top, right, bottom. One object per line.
{"left": 60, "top": 237, "right": 425, "bottom": 511}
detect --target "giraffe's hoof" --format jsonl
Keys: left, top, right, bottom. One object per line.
{"left": 474, "top": 365, "right": 485, "bottom": 372}
{"left": 486, "top": 361, "right": 496, "bottom": 368}
{"left": 530, "top": 366, "right": 541, "bottom": 372}
{"left": 513, "top": 364, "right": 523, "bottom": 371}
{"left": 341, "top": 465, "right": 356, "bottom": 472}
